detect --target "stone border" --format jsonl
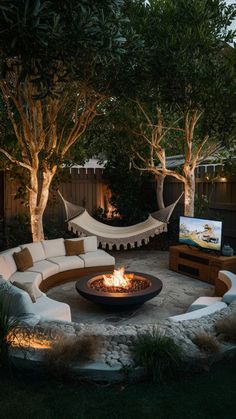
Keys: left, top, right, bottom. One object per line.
{"left": 9, "top": 301, "right": 236, "bottom": 382}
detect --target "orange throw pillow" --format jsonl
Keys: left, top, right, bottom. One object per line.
{"left": 64, "top": 240, "right": 85, "bottom": 256}
{"left": 13, "top": 248, "right": 33, "bottom": 272}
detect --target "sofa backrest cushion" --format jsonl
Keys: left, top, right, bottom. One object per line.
{"left": 21, "top": 242, "right": 46, "bottom": 263}
{"left": 42, "top": 238, "right": 66, "bottom": 258}
{"left": 0, "top": 247, "right": 21, "bottom": 279}
{"left": 13, "top": 248, "right": 33, "bottom": 272}
{"left": 0, "top": 277, "right": 33, "bottom": 317}
{"left": 69, "top": 236, "right": 97, "bottom": 252}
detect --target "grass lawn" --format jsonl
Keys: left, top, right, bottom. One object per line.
{"left": 0, "top": 359, "right": 236, "bottom": 419}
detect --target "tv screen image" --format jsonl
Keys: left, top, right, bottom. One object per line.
{"left": 179, "top": 216, "right": 222, "bottom": 252}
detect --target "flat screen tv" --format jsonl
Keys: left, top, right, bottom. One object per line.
{"left": 179, "top": 216, "right": 222, "bottom": 253}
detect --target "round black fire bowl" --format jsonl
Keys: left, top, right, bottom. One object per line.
{"left": 75, "top": 271, "right": 163, "bottom": 309}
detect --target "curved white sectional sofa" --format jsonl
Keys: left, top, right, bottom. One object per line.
{"left": 169, "top": 270, "right": 236, "bottom": 322}
{"left": 1, "top": 236, "right": 235, "bottom": 327}
{"left": 0, "top": 236, "right": 115, "bottom": 325}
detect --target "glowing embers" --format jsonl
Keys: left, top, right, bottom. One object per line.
{"left": 76, "top": 271, "right": 163, "bottom": 308}
{"left": 90, "top": 267, "right": 150, "bottom": 293}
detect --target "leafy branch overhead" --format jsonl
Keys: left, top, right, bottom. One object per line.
{"left": 0, "top": 0, "right": 143, "bottom": 241}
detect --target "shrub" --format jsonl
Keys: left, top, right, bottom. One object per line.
{"left": 192, "top": 332, "right": 220, "bottom": 354}
{"left": 215, "top": 316, "right": 236, "bottom": 343}
{"left": 133, "top": 328, "right": 183, "bottom": 382}
{"left": 43, "top": 334, "right": 101, "bottom": 378}
{"left": 0, "top": 282, "right": 32, "bottom": 369}
{"left": 194, "top": 194, "right": 209, "bottom": 218}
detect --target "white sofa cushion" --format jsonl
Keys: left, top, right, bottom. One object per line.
{"left": 69, "top": 236, "right": 97, "bottom": 252}
{"left": 219, "top": 270, "right": 236, "bottom": 304}
{"left": 79, "top": 249, "right": 115, "bottom": 268}
{"left": 169, "top": 302, "right": 227, "bottom": 322}
{"left": 28, "top": 260, "right": 59, "bottom": 280}
{"left": 0, "top": 247, "right": 21, "bottom": 279}
{"left": 41, "top": 238, "right": 66, "bottom": 258}
{"left": 32, "top": 295, "right": 71, "bottom": 322}
{"left": 47, "top": 256, "right": 84, "bottom": 272}
{"left": 21, "top": 242, "right": 45, "bottom": 263}
{"left": 187, "top": 296, "right": 222, "bottom": 312}
{"left": 10, "top": 271, "right": 42, "bottom": 288}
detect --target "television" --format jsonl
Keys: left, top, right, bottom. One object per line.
{"left": 179, "top": 216, "right": 222, "bottom": 253}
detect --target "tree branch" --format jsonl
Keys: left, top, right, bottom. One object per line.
{"left": 0, "top": 148, "right": 33, "bottom": 172}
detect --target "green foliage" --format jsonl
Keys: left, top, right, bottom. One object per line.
{"left": 0, "top": 0, "right": 142, "bottom": 97}
{"left": 0, "top": 282, "right": 23, "bottom": 369}
{"left": 43, "top": 220, "right": 74, "bottom": 241}
{"left": 125, "top": 0, "right": 236, "bottom": 142}
{"left": 194, "top": 194, "right": 209, "bottom": 217}
{"left": 133, "top": 328, "right": 183, "bottom": 382}
{"left": 103, "top": 154, "right": 156, "bottom": 225}
{"left": 3, "top": 214, "right": 32, "bottom": 249}
{"left": 0, "top": 287, "right": 13, "bottom": 368}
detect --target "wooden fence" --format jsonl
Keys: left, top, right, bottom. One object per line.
{"left": 2, "top": 168, "right": 109, "bottom": 224}
{"left": 2, "top": 169, "right": 236, "bottom": 242}
{"left": 164, "top": 177, "right": 236, "bottom": 242}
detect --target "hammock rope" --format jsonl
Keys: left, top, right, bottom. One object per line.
{"left": 58, "top": 190, "right": 183, "bottom": 250}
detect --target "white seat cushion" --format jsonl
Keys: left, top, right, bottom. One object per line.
{"left": 0, "top": 247, "right": 21, "bottom": 279}
{"left": 28, "top": 260, "right": 59, "bottom": 280}
{"left": 79, "top": 249, "right": 115, "bottom": 268}
{"left": 69, "top": 236, "right": 97, "bottom": 252}
{"left": 10, "top": 270, "right": 42, "bottom": 288}
{"left": 41, "top": 238, "right": 66, "bottom": 258}
{"left": 21, "top": 242, "right": 46, "bottom": 263}
{"left": 32, "top": 295, "right": 71, "bottom": 322}
{"left": 47, "top": 256, "right": 84, "bottom": 272}
{"left": 169, "top": 302, "right": 227, "bottom": 322}
{"left": 187, "top": 296, "right": 222, "bottom": 312}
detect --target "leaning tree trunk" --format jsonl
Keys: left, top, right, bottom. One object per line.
{"left": 28, "top": 168, "right": 56, "bottom": 242}
{"left": 183, "top": 170, "right": 195, "bottom": 216}
{"left": 155, "top": 173, "right": 166, "bottom": 209}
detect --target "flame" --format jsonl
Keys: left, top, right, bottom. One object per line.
{"left": 103, "top": 267, "right": 133, "bottom": 289}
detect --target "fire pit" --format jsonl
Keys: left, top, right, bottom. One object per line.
{"left": 75, "top": 268, "right": 162, "bottom": 309}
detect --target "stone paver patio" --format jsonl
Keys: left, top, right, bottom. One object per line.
{"left": 47, "top": 250, "right": 214, "bottom": 325}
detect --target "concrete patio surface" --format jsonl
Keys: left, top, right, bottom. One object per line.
{"left": 47, "top": 250, "right": 214, "bottom": 325}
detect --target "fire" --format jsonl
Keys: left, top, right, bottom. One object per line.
{"left": 103, "top": 267, "right": 133, "bottom": 289}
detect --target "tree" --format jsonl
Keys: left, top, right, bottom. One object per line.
{"left": 132, "top": 103, "right": 221, "bottom": 215}
{"left": 0, "top": 0, "right": 142, "bottom": 241}
{"left": 123, "top": 0, "right": 236, "bottom": 215}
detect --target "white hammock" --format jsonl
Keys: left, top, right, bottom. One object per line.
{"left": 58, "top": 191, "right": 183, "bottom": 250}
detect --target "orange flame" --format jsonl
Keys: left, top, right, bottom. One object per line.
{"left": 103, "top": 267, "right": 133, "bottom": 289}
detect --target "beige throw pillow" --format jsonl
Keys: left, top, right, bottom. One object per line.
{"left": 12, "top": 281, "right": 43, "bottom": 303}
{"left": 13, "top": 248, "right": 33, "bottom": 272}
{"left": 65, "top": 239, "right": 85, "bottom": 256}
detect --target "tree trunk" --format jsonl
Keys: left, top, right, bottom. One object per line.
{"left": 155, "top": 173, "right": 166, "bottom": 209}
{"left": 28, "top": 168, "right": 55, "bottom": 242}
{"left": 30, "top": 209, "right": 45, "bottom": 242}
{"left": 184, "top": 170, "right": 195, "bottom": 216}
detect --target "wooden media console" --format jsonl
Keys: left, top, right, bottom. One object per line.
{"left": 169, "top": 245, "right": 236, "bottom": 284}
